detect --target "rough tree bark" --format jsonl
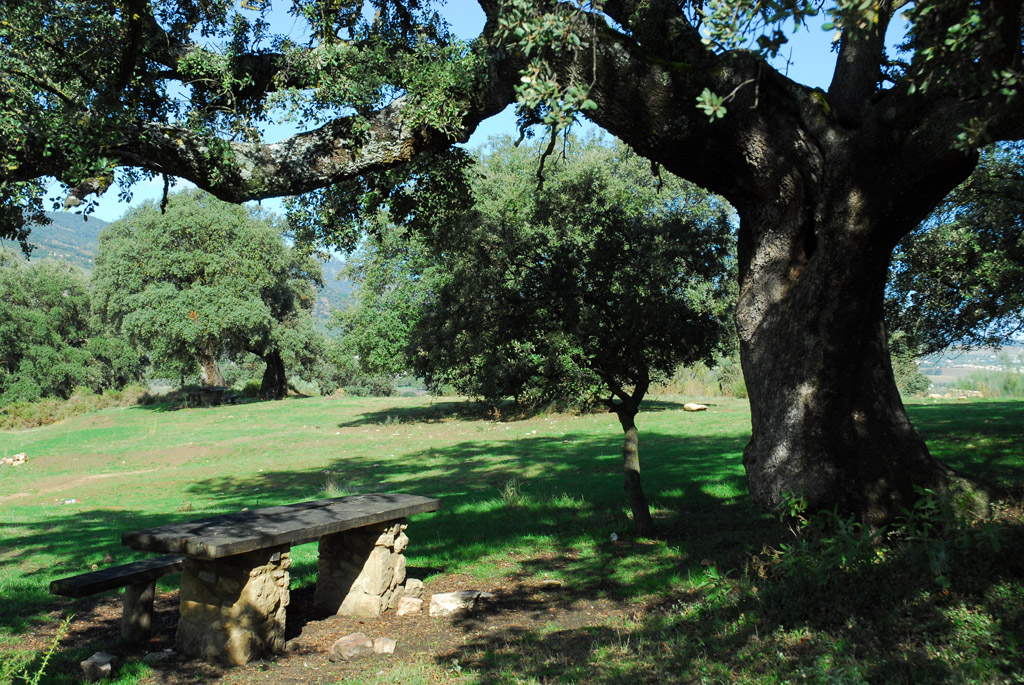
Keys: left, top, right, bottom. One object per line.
{"left": 259, "top": 349, "right": 287, "bottom": 400}
{"left": 612, "top": 396, "right": 656, "bottom": 537}
{"left": 197, "top": 348, "right": 225, "bottom": 388}
{"left": 734, "top": 177, "right": 986, "bottom": 526}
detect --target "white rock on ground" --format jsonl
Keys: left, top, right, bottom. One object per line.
{"left": 141, "top": 649, "right": 175, "bottom": 665}
{"left": 396, "top": 596, "right": 423, "bottom": 616}
{"left": 374, "top": 636, "right": 397, "bottom": 654}
{"left": 404, "top": 578, "right": 424, "bottom": 599}
{"left": 683, "top": 403, "right": 708, "bottom": 412}
{"left": 328, "top": 633, "right": 375, "bottom": 662}
{"left": 430, "top": 591, "right": 484, "bottom": 617}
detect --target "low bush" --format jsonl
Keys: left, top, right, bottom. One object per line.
{"left": 656, "top": 353, "right": 747, "bottom": 398}
{"left": 954, "top": 370, "right": 1024, "bottom": 398}
{"left": 0, "top": 384, "right": 153, "bottom": 430}
{"left": 239, "top": 379, "right": 263, "bottom": 398}
{"left": 287, "top": 376, "right": 321, "bottom": 397}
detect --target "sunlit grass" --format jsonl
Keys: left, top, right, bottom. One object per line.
{"left": 1, "top": 395, "right": 1022, "bottom": 682}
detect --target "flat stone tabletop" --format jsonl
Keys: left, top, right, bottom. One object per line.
{"left": 122, "top": 493, "right": 441, "bottom": 559}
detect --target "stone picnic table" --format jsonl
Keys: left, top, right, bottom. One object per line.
{"left": 121, "top": 492, "right": 441, "bottom": 664}
{"left": 186, "top": 386, "right": 234, "bottom": 406}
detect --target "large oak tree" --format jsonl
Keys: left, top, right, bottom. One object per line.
{"left": 92, "top": 189, "right": 321, "bottom": 398}
{"left": 2, "top": 0, "right": 1022, "bottom": 524}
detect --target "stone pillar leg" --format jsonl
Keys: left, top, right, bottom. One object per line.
{"left": 121, "top": 580, "right": 155, "bottom": 644}
{"left": 175, "top": 546, "right": 290, "bottom": 665}
{"left": 314, "top": 519, "right": 408, "bottom": 617}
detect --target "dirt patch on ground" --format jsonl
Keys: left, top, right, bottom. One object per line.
{"left": 18, "top": 572, "right": 636, "bottom": 684}
{"left": 0, "top": 445, "right": 209, "bottom": 505}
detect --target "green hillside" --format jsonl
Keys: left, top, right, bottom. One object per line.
{"left": 1, "top": 211, "right": 107, "bottom": 270}
{"left": 314, "top": 256, "right": 353, "bottom": 332}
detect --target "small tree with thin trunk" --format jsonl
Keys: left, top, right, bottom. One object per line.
{"left": 406, "top": 135, "right": 735, "bottom": 535}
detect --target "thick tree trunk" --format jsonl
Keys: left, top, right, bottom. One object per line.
{"left": 259, "top": 349, "right": 287, "bottom": 400}
{"left": 197, "top": 349, "right": 225, "bottom": 387}
{"left": 736, "top": 194, "right": 987, "bottom": 527}
{"left": 613, "top": 402, "right": 656, "bottom": 537}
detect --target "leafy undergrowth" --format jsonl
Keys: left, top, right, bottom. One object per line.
{"left": 0, "top": 396, "right": 1022, "bottom": 683}
{"left": 426, "top": 490, "right": 1023, "bottom": 684}
{"left": 0, "top": 385, "right": 160, "bottom": 431}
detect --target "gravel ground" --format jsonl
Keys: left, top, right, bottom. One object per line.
{"left": 20, "top": 570, "right": 634, "bottom": 684}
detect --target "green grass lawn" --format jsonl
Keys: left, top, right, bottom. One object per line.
{"left": 1, "top": 395, "right": 1022, "bottom": 683}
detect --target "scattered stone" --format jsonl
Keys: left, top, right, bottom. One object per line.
{"left": 2, "top": 453, "right": 27, "bottom": 467}
{"left": 141, "top": 649, "right": 175, "bottom": 665}
{"left": 385, "top": 585, "right": 404, "bottom": 610}
{"left": 328, "top": 632, "right": 374, "bottom": 662}
{"left": 396, "top": 596, "right": 422, "bottom": 616}
{"left": 539, "top": 579, "right": 562, "bottom": 589}
{"left": 430, "top": 591, "right": 482, "bottom": 617}
{"left": 373, "top": 636, "right": 397, "bottom": 655}
{"left": 404, "top": 578, "right": 424, "bottom": 599}
{"left": 339, "top": 592, "right": 384, "bottom": 617}
{"left": 81, "top": 651, "right": 117, "bottom": 681}
{"left": 683, "top": 403, "right": 708, "bottom": 412}
{"left": 392, "top": 554, "right": 408, "bottom": 587}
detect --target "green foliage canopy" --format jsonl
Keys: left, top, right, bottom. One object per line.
{"left": 2, "top": 0, "right": 1022, "bottom": 520}
{"left": 0, "top": 249, "right": 142, "bottom": 403}
{"left": 345, "top": 135, "right": 736, "bottom": 409}
{"left": 887, "top": 145, "right": 1024, "bottom": 355}
{"left": 414, "top": 136, "right": 735, "bottom": 408}
{"left": 92, "top": 189, "right": 321, "bottom": 388}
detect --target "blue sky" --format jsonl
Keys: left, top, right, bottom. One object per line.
{"left": 67, "top": 0, "right": 862, "bottom": 223}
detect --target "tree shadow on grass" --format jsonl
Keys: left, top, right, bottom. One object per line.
{"left": 334, "top": 399, "right": 496, "bottom": 427}
{"left": 906, "top": 401, "right": 1024, "bottom": 486}
{"left": 334, "top": 398, "right": 701, "bottom": 428}
{"left": 1, "top": 428, "right": 756, "bottom": 635}
{"left": 6, "top": 401, "right": 1021, "bottom": 679}
{"left": 436, "top": 513, "right": 1024, "bottom": 683}
{"left": 133, "top": 393, "right": 312, "bottom": 414}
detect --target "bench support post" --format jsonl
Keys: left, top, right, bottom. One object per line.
{"left": 314, "top": 519, "right": 408, "bottom": 617}
{"left": 175, "top": 546, "right": 290, "bottom": 665}
{"left": 121, "top": 580, "right": 155, "bottom": 644}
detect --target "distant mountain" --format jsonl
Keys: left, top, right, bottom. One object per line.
{"left": 313, "top": 256, "right": 353, "bottom": 333}
{"left": 3, "top": 211, "right": 353, "bottom": 332}
{"left": 2, "top": 211, "right": 107, "bottom": 270}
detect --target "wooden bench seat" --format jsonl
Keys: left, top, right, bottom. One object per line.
{"left": 50, "top": 555, "right": 185, "bottom": 644}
